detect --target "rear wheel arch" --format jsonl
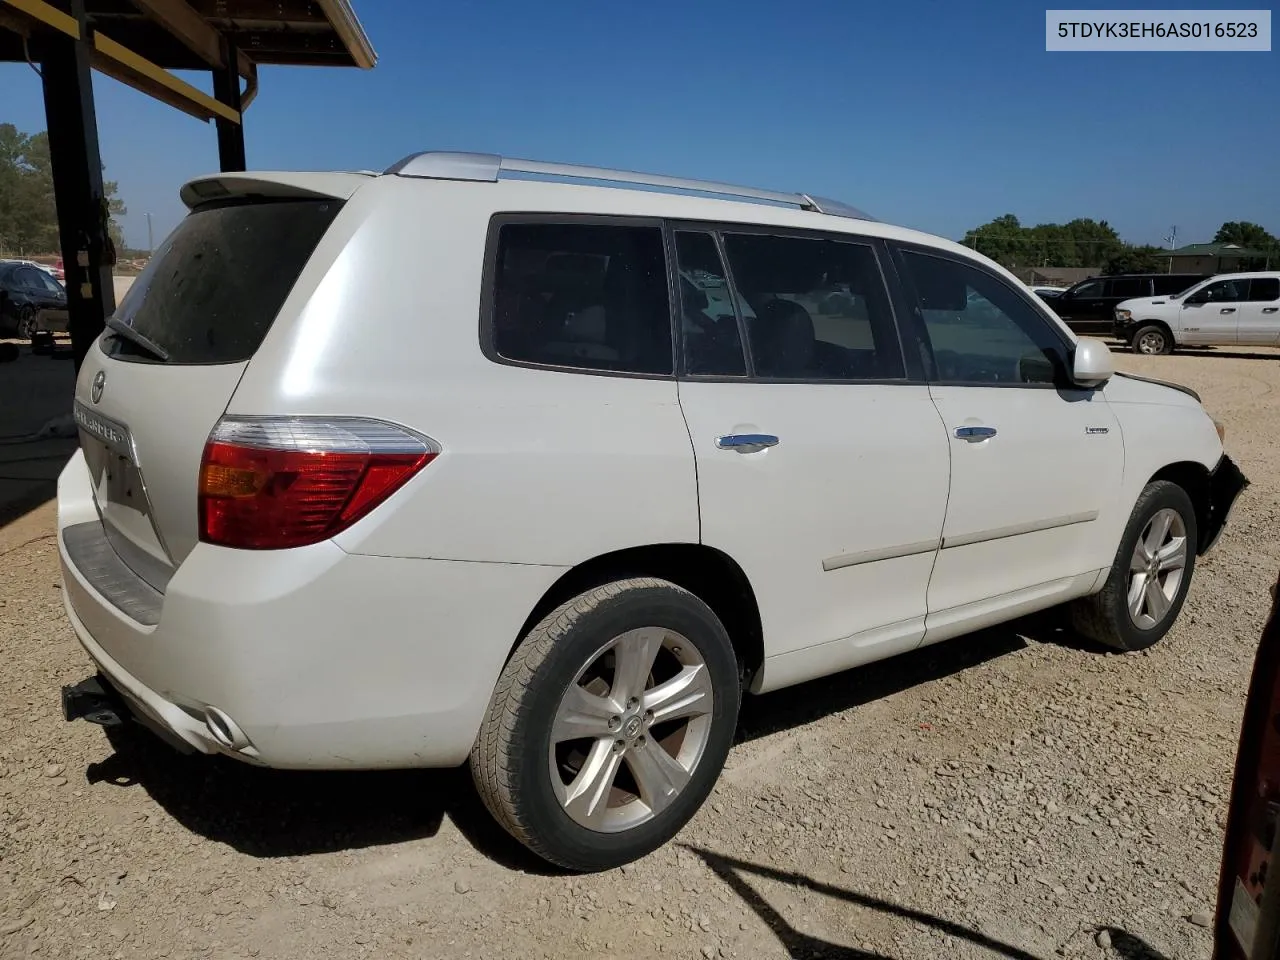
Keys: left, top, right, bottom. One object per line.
{"left": 512, "top": 544, "right": 765, "bottom": 688}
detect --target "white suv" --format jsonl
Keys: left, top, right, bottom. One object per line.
{"left": 57, "top": 152, "right": 1247, "bottom": 871}
{"left": 1115, "top": 272, "right": 1280, "bottom": 354}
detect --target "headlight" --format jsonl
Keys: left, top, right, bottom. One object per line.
{"left": 1115, "top": 309, "right": 1132, "bottom": 322}
{"left": 1214, "top": 419, "right": 1227, "bottom": 443}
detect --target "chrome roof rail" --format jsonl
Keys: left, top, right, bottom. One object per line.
{"left": 383, "top": 151, "right": 875, "bottom": 221}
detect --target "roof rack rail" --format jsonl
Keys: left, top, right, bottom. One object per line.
{"left": 383, "top": 151, "right": 875, "bottom": 222}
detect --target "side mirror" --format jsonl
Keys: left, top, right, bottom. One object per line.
{"left": 1072, "top": 337, "right": 1113, "bottom": 388}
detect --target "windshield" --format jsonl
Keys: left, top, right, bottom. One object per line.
{"left": 104, "top": 197, "right": 342, "bottom": 364}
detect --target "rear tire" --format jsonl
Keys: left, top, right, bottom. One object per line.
{"left": 1132, "top": 324, "right": 1173, "bottom": 355}
{"left": 470, "top": 578, "right": 740, "bottom": 872}
{"left": 1070, "top": 480, "right": 1197, "bottom": 651}
{"left": 16, "top": 306, "right": 37, "bottom": 341}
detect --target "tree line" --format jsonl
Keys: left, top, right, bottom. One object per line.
{"left": 0, "top": 123, "right": 126, "bottom": 258}
{"left": 961, "top": 214, "right": 1278, "bottom": 275}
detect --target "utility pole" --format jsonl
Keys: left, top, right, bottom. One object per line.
{"left": 146, "top": 213, "right": 153, "bottom": 253}
{"left": 1162, "top": 226, "right": 1177, "bottom": 273}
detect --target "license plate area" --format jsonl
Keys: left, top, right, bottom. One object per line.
{"left": 73, "top": 400, "right": 171, "bottom": 576}
{"left": 75, "top": 401, "right": 144, "bottom": 513}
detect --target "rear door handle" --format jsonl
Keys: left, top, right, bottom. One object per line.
{"left": 1263, "top": 307, "right": 1279, "bottom": 314}
{"left": 954, "top": 425, "right": 997, "bottom": 442}
{"left": 715, "top": 433, "right": 779, "bottom": 452}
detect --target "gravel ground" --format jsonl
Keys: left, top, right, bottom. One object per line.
{"left": 2, "top": 345, "right": 1277, "bottom": 960}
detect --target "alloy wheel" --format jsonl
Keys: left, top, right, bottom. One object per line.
{"left": 549, "top": 627, "right": 713, "bottom": 833}
{"left": 1127, "top": 507, "right": 1188, "bottom": 629}
{"left": 1138, "top": 331, "right": 1166, "bottom": 355}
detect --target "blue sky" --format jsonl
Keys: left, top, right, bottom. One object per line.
{"left": 3, "top": 0, "right": 1276, "bottom": 250}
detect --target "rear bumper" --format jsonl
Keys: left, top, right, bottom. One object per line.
{"left": 1201, "top": 453, "right": 1249, "bottom": 556}
{"left": 56, "top": 449, "right": 563, "bottom": 769}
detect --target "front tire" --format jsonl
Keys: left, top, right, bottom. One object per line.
{"left": 1070, "top": 480, "right": 1197, "bottom": 651}
{"left": 470, "top": 578, "right": 741, "bottom": 872}
{"left": 1132, "top": 324, "right": 1173, "bottom": 355}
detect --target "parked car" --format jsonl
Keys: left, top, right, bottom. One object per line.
{"left": 1038, "top": 273, "right": 1206, "bottom": 336}
{"left": 1213, "top": 572, "right": 1280, "bottom": 959}
{"left": 0, "top": 259, "right": 69, "bottom": 339}
{"left": 1114, "top": 273, "right": 1280, "bottom": 355}
{"left": 56, "top": 152, "right": 1247, "bottom": 872}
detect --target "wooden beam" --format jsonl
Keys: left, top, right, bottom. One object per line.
{"left": 126, "top": 0, "right": 254, "bottom": 78}
{"left": 0, "top": 0, "right": 79, "bottom": 39}
{"left": 89, "top": 30, "right": 240, "bottom": 124}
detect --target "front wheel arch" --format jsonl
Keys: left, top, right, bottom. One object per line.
{"left": 1147, "top": 461, "right": 1213, "bottom": 554}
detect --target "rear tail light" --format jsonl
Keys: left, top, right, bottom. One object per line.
{"left": 198, "top": 417, "right": 438, "bottom": 550}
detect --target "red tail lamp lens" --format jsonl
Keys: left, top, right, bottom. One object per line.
{"left": 198, "top": 417, "right": 437, "bottom": 549}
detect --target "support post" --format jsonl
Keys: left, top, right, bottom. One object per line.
{"left": 212, "top": 38, "right": 245, "bottom": 171}
{"left": 39, "top": 0, "right": 115, "bottom": 373}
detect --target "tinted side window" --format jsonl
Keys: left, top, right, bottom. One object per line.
{"left": 490, "top": 222, "right": 672, "bottom": 375}
{"left": 1200, "top": 279, "right": 1247, "bottom": 303}
{"left": 674, "top": 232, "right": 746, "bottom": 376}
{"left": 1110, "top": 277, "right": 1149, "bottom": 298}
{"left": 898, "top": 249, "right": 1069, "bottom": 386}
{"left": 1248, "top": 278, "right": 1280, "bottom": 301}
{"left": 1154, "top": 275, "right": 1198, "bottom": 295}
{"left": 720, "top": 233, "right": 903, "bottom": 380}
{"left": 1071, "top": 279, "right": 1106, "bottom": 299}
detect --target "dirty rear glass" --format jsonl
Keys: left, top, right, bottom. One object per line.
{"left": 103, "top": 198, "right": 342, "bottom": 364}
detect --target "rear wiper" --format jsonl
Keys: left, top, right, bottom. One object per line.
{"left": 104, "top": 316, "right": 170, "bottom": 362}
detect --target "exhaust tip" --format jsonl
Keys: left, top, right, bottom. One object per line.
{"left": 203, "top": 706, "right": 250, "bottom": 751}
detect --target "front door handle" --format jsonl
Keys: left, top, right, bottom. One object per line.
{"left": 954, "top": 425, "right": 997, "bottom": 442}
{"left": 1263, "top": 307, "right": 1279, "bottom": 314}
{"left": 715, "top": 433, "right": 779, "bottom": 452}
{"left": 1221, "top": 307, "right": 1237, "bottom": 314}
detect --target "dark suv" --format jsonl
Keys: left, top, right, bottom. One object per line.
{"left": 1038, "top": 273, "right": 1205, "bottom": 336}
{"left": 0, "top": 260, "right": 68, "bottom": 339}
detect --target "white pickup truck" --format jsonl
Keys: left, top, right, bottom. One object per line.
{"left": 1115, "top": 272, "right": 1280, "bottom": 354}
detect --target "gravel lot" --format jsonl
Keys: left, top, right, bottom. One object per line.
{"left": 2, "top": 346, "right": 1277, "bottom": 960}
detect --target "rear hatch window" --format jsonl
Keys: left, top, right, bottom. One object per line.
{"left": 105, "top": 197, "right": 342, "bottom": 364}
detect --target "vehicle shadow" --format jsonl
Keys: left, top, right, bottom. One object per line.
{"left": 1172, "top": 347, "right": 1280, "bottom": 362}
{"left": 92, "top": 724, "right": 559, "bottom": 873}
{"left": 88, "top": 610, "right": 1098, "bottom": 867}
{"left": 686, "top": 846, "right": 1173, "bottom": 960}
{"left": 737, "top": 609, "right": 1092, "bottom": 744}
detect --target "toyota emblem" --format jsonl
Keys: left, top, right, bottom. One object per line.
{"left": 91, "top": 370, "right": 105, "bottom": 404}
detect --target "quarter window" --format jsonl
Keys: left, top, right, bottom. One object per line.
{"left": 719, "top": 233, "right": 903, "bottom": 380}
{"left": 490, "top": 222, "right": 673, "bottom": 375}
{"left": 674, "top": 232, "right": 746, "bottom": 376}
{"left": 898, "top": 249, "right": 1069, "bottom": 386}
